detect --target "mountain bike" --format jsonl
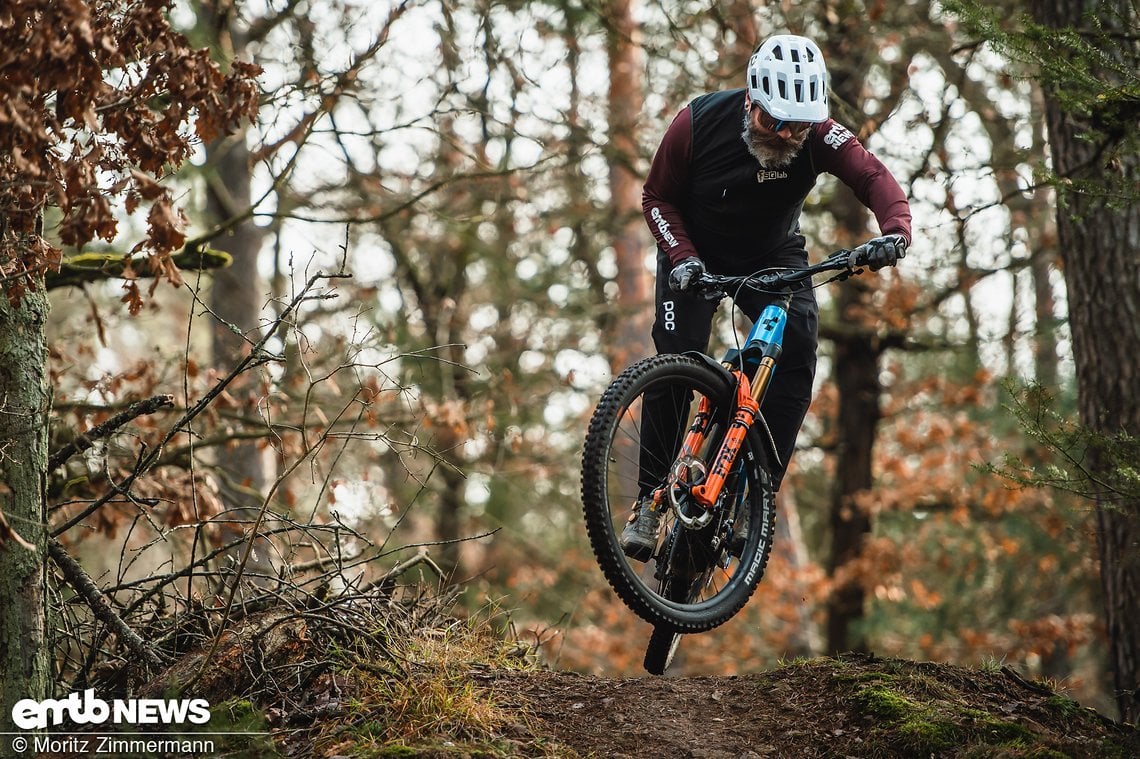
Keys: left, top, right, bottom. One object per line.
{"left": 581, "top": 248, "right": 874, "bottom": 674}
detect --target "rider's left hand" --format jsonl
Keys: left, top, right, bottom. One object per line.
{"left": 857, "top": 234, "right": 908, "bottom": 271}
{"left": 668, "top": 257, "right": 706, "bottom": 293}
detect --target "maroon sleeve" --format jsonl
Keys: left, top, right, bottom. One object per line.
{"left": 812, "top": 120, "right": 912, "bottom": 245}
{"left": 642, "top": 107, "right": 700, "bottom": 265}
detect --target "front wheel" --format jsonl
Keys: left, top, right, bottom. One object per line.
{"left": 581, "top": 354, "right": 776, "bottom": 633}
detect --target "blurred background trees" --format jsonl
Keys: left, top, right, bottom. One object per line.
{"left": 3, "top": 0, "right": 1135, "bottom": 724}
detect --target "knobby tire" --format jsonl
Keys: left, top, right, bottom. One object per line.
{"left": 644, "top": 626, "right": 682, "bottom": 675}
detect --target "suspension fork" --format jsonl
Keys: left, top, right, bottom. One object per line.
{"left": 690, "top": 370, "right": 759, "bottom": 508}
{"left": 675, "top": 394, "right": 715, "bottom": 462}
{"left": 686, "top": 294, "right": 789, "bottom": 509}
{"left": 742, "top": 294, "right": 790, "bottom": 408}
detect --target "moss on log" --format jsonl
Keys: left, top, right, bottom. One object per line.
{"left": 46, "top": 247, "right": 233, "bottom": 290}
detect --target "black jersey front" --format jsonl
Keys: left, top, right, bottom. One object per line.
{"left": 684, "top": 88, "right": 817, "bottom": 270}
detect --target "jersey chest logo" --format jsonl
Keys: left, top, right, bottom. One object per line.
{"left": 756, "top": 169, "right": 788, "bottom": 183}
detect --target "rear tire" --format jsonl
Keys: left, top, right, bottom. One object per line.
{"left": 581, "top": 354, "right": 777, "bottom": 632}
{"left": 644, "top": 626, "right": 682, "bottom": 675}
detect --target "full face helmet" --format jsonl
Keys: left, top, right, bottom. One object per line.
{"left": 746, "top": 35, "right": 829, "bottom": 123}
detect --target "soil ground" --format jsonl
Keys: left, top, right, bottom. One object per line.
{"left": 54, "top": 609, "right": 1139, "bottom": 758}
{"left": 485, "top": 654, "right": 1138, "bottom": 758}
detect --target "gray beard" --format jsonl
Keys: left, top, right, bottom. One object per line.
{"left": 741, "top": 113, "right": 805, "bottom": 168}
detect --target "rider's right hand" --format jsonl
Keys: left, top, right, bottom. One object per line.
{"left": 668, "top": 257, "right": 706, "bottom": 293}
{"left": 854, "top": 234, "right": 908, "bottom": 271}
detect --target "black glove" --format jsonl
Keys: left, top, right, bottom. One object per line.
{"left": 668, "top": 257, "right": 706, "bottom": 293}
{"left": 856, "top": 234, "right": 908, "bottom": 271}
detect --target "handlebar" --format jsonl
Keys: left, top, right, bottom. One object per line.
{"left": 694, "top": 248, "right": 868, "bottom": 299}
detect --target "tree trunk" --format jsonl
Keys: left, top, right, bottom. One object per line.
{"left": 825, "top": 290, "right": 882, "bottom": 654}
{"left": 816, "top": 25, "right": 892, "bottom": 656}
{"left": 207, "top": 130, "right": 266, "bottom": 488}
{"left": 0, "top": 278, "right": 51, "bottom": 731}
{"left": 205, "top": 130, "right": 273, "bottom": 577}
{"left": 1042, "top": 121, "right": 1140, "bottom": 722}
{"left": 1031, "top": 247, "right": 1058, "bottom": 389}
{"left": 605, "top": 0, "right": 651, "bottom": 371}
{"left": 198, "top": 0, "right": 272, "bottom": 577}
{"left": 1029, "top": 0, "right": 1140, "bottom": 724}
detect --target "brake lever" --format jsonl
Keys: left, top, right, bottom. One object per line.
{"left": 824, "top": 250, "right": 872, "bottom": 282}
{"left": 827, "top": 249, "right": 860, "bottom": 270}
{"left": 694, "top": 275, "right": 729, "bottom": 301}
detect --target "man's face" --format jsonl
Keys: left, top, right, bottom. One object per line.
{"left": 741, "top": 95, "right": 811, "bottom": 168}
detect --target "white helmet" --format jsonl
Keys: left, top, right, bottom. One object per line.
{"left": 746, "top": 35, "right": 829, "bottom": 123}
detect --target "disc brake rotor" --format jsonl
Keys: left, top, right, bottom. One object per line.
{"left": 668, "top": 455, "right": 714, "bottom": 529}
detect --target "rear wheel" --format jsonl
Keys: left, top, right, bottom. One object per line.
{"left": 581, "top": 354, "right": 777, "bottom": 632}
{"left": 643, "top": 626, "right": 682, "bottom": 675}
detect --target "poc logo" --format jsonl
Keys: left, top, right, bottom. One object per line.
{"left": 662, "top": 300, "right": 676, "bottom": 331}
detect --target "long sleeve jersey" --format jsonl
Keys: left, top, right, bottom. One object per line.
{"left": 642, "top": 88, "right": 912, "bottom": 274}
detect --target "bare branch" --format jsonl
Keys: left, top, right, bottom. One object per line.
{"left": 46, "top": 247, "right": 233, "bottom": 291}
{"left": 49, "top": 394, "right": 175, "bottom": 471}
{"left": 50, "top": 271, "right": 347, "bottom": 539}
{"left": 0, "top": 505, "right": 35, "bottom": 552}
{"left": 48, "top": 538, "right": 166, "bottom": 671}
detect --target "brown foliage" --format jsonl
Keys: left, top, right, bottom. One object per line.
{"left": 0, "top": 0, "right": 259, "bottom": 300}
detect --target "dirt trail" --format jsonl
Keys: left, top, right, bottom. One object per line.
{"left": 490, "top": 654, "right": 1139, "bottom": 758}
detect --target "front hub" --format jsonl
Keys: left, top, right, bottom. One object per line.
{"left": 668, "top": 455, "right": 715, "bottom": 529}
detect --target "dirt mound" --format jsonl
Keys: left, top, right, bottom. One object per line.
{"left": 492, "top": 653, "right": 1138, "bottom": 758}
{"left": 97, "top": 593, "right": 1135, "bottom": 757}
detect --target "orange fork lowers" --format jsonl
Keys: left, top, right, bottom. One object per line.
{"left": 691, "top": 371, "right": 759, "bottom": 508}
{"left": 676, "top": 394, "right": 714, "bottom": 461}
{"left": 651, "top": 394, "right": 714, "bottom": 507}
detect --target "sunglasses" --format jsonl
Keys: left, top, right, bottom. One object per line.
{"left": 751, "top": 103, "right": 810, "bottom": 134}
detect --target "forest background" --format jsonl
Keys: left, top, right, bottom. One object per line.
{"left": 1, "top": 0, "right": 1138, "bottom": 735}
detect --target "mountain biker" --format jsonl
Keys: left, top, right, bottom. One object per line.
{"left": 621, "top": 34, "right": 913, "bottom": 561}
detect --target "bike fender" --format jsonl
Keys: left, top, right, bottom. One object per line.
{"left": 683, "top": 351, "right": 735, "bottom": 385}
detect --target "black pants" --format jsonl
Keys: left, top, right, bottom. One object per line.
{"left": 641, "top": 249, "right": 819, "bottom": 493}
